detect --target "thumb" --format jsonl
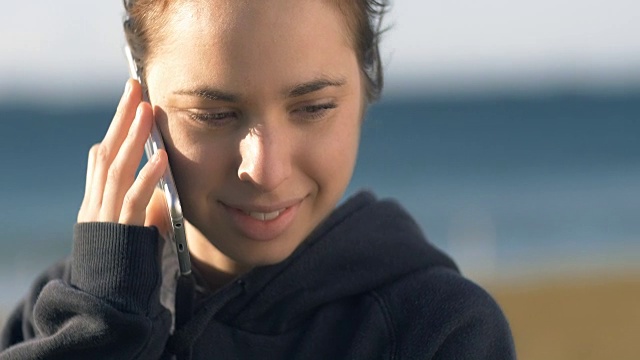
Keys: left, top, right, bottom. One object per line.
{"left": 145, "top": 187, "right": 172, "bottom": 236}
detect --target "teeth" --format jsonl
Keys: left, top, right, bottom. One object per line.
{"left": 246, "top": 210, "right": 282, "bottom": 221}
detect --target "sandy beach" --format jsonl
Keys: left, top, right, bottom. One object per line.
{"left": 487, "top": 273, "right": 640, "bottom": 360}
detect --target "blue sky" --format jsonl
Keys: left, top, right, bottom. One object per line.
{"left": 1, "top": 0, "right": 639, "bottom": 99}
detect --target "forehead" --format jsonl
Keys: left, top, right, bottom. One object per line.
{"left": 147, "top": 0, "right": 358, "bottom": 92}
{"left": 158, "top": 0, "right": 351, "bottom": 48}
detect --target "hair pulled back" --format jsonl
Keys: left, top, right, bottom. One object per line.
{"left": 123, "top": 0, "right": 387, "bottom": 102}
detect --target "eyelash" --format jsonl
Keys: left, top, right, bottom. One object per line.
{"left": 189, "top": 111, "right": 237, "bottom": 126}
{"left": 293, "top": 102, "right": 337, "bottom": 121}
{"left": 187, "top": 102, "right": 337, "bottom": 126}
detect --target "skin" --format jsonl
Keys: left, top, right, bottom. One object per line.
{"left": 80, "top": 0, "right": 366, "bottom": 290}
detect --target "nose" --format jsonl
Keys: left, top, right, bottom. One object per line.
{"left": 238, "top": 124, "right": 291, "bottom": 192}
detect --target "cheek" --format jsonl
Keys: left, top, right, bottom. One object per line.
{"left": 301, "top": 107, "right": 361, "bottom": 193}
{"left": 155, "top": 110, "right": 237, "bottom": 198}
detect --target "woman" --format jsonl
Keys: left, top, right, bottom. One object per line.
{"left": 1, "top": 0, "right": 515, "bottom": 359}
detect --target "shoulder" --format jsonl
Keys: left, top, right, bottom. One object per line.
{"left": 1, "top": 257, "right": 71, "bottom": 346}
{"left": 22, "top": 257, "right": 72, "bottom": 308}
{"left": 375, "top": 266, "right": 507, "bottom": 332}
{"left": 374, "top": 267, "right": 516, "bottom": 359}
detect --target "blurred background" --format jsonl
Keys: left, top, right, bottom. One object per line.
{"left": 1, "top": 1, "right": 639, "bottom": 358}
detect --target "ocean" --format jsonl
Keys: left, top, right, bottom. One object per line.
{"left": 1, "top": 89, "right": 639, "bottom": 311}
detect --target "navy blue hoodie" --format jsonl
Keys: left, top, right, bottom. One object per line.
{"left": 1, "top": 191, "right": 516, "bottom": 359}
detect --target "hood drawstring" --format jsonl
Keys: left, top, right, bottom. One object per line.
{"left": 174, "top": 275, "right": 195, "bottom": 330}
{"left": 167, "top": 277, "right": 245, "bottom": 360}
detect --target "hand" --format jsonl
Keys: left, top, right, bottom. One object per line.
{"left": 77, "top": 79, "right": 169, "bottom": 233}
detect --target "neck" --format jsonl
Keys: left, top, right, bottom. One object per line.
{"left": 185, "top": 220, "right": 251, "bottom": 291}
{"left": 191, "top": 257, "right": 242, "bottom": 292}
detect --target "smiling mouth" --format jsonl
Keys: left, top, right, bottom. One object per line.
{"left": 243, "top": 209, "right": 284, "bottom": 221}
{"left": 221, "top": 197, "right": 305, "bottom": 222}
{"left": 219, "top": 197, "right": 305, "bottom": 242}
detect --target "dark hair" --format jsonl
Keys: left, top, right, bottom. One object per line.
{"left": 123, "top": 0, "right": 388, "bottom": 102}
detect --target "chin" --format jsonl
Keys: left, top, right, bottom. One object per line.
{"left": 200, "top": 228, "right": 303, "bottom": 270}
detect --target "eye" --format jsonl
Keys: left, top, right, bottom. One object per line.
{"left": 292, "top": 102, "right": 337, "bottom": 121}
{"left": 188, "top": 110, "right": 238, "bottom": 127}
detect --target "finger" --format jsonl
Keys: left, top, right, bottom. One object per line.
{"left": 103, "top": 79, "right": 142, "bottom": 149}
{"left": 145, "top": 187, "right": 171, "bottom": 236}
{"left": 99, "top": 102, "right": 153, "bottom": 222}
{"left": 119, "top": 149, "right": 168, "bottom": 226}
{"left": 78, "top": 143, "right": 100, "bottom": 222}
{"left": 88, "top": 79, "right": 142, "bottom": 210}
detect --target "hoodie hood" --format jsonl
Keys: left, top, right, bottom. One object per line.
{"left": 209, "top": 191, "right": 458, "bottom": 333}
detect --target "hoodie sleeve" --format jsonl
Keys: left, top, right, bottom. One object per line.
{"left": 0, "top": 223, "right": 172, "bottom": 360}
{"left": 382, "top": 267, "right": 516, "bottom": 360}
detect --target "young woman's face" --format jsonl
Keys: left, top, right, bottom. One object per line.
{"left": 145, "top": 0, "right": 365, "bottom": 274}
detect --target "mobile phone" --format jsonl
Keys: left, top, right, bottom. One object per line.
{"left": 124, "top": 46, "right": 191, "bottom": 276}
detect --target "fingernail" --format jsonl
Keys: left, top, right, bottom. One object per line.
{"left": 135, "top": 104, "right": 143, "bottom": 120}
{"left": 124, "top": 80, "right": 131, "bottom": 95}
{"left": 152, "top": 152, "right": 161, "bottom": 163}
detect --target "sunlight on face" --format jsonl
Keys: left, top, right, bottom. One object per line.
{"left": 145, "top": 0, "right": 365, "bottom": 276}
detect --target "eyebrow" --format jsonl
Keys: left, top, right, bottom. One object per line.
{"left": 173, "top": 88, "right": 240, "bottom": 103}
{"left": 173, "top": 77, "right": 346, "bottom": 102}
{"left": 285, "top": 77, "right": 346, "bottom": 98}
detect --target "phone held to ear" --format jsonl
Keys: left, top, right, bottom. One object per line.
{"left": 124, "top": 46, "right": 192, "bottom": 276}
